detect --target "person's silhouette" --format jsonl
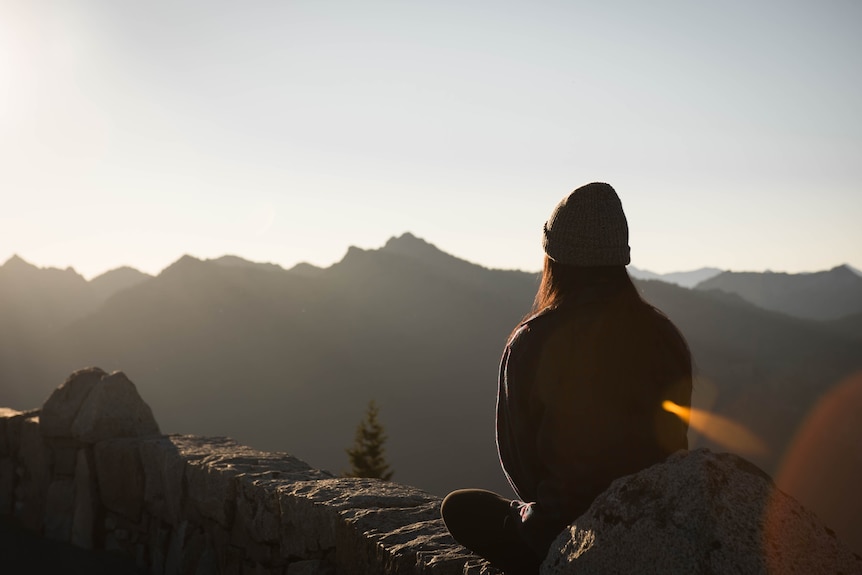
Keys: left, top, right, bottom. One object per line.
{"left": 441, "top": 182, "right": 692, "bottom": 574}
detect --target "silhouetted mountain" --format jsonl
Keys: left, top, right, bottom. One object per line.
{"left": 211, "top": 255, "right": 285, "bottom": 272}
{"left": 629, "top": 266, "right": 723, "bottom": 288}
{"left": 0, "top": 256, "right": 98, "bottom": 407}
{"left": 695, "top": 265, "right": 862, "bottom": 320}
{"left": 4, "top": 237, "right": 534, "bottom": 496}
{"left": 637, "top": 278, "right": 860, "bottom": 449}
{"left": 287, "top": 262, "right": 325, "bottom": 277}
{"left": 627, "top": 266, "right": 663, "bottom": 281}
{"left": 661, "top": 267, "right": 724, "bottom": 288}
{"left": 1, "top": 238, "right": 860, "bottom": 544}
{"left": 90, "top": 267, "right": 152, "bottom": 302}
{"left": 0, "top": 255, "right": 97, "bottom": 329}
{"left": 822, "top": 311, "right": 862, "bottom": 342}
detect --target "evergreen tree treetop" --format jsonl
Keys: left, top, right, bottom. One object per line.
{"left": 345, "top": 400, "right": 394, "bottom": 480}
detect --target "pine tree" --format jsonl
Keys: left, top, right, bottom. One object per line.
{"left": 344, "top": 400, "right": 394, "bottom": 480}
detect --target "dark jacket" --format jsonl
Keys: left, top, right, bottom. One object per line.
{"left": 496, "top": 287, "right": 692, "bottom": 555}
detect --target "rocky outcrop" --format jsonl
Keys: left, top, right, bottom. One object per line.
{"left": 542, "top": 449, "right": 862, "bottom": 574}
{"left": 4, "top": 370, "right": 860, "bottom": 574}
{"left": 41, "top": 367, "right": 160, "bottom": 442}
{"left": 0, "top": 369, "right": 492, "bottom": 575}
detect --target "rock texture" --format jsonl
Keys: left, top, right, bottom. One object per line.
{"left": 542, "top": 449, "right": 862, "bottom": 574}
{"left": 1, "top": 369, "right": 494, "bottom": 575}
{"left": 42, "top": 367, "right": 160, "bottom": 442}
{"left": 5, "top": 370, "right": 860, "bottom": 575}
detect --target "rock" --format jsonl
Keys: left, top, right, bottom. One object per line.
{"left": 164, "top": 519, "right": 188, "bottom": 575}
{"left": 286, "top": 559, "right": 336, "bottom": 575}
{"left": 541, "top": 449, "right": 862, "bottom": 575}
{"left": 275, "top": 477, "right": 478, "bottom": 575}
{"left": 18, "top": 416, "right": 50, "bottom": 531}
{"left": 72, "top": 448, "right": 96, "bottom": 549}
{"left": 7, "top": 382, "right": 505, "bottom": 574}
{"left": 179, "top": 435, "right": 331, "bottom": 530}
{"left": 140, "top": 436, "right": 189, "bottom": 524}
{"left": 51, "top": 442, "right": 79, "bottom": 477}
{"left": 41, "top": 368, "right": 160, "bottom": 444}
{"left": 94, "top": 438, "right": 146, "bottom": 521}
{"left": 44, "top": 478, "right": 75, "bottom": 541}
{"left": 41, "top": 368, "right": 106, "bottom": 439}
{"left": 0, "top": 457, "right": 14, "bottom": 514}
{"left": 0, "top": 407, "right": 23, "bottom": 456}
{"left": 2, "top": 409, "right": 38, "bottom": 459}
{"left": 69, "top": 370, "right": 160, "bottom": 443}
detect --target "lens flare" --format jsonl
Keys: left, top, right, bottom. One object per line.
{"left": 772, "top": 371, "right": 862, "bottom": 556}
{"left": 663, "top": 400, "right": 767, "bottom": 456}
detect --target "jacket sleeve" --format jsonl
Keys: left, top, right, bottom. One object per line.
{"left": 497, "top": 320, "right": 574, "bottom": 557}
{"left": 496, "top": 323, "right": 548, "bottom": 504}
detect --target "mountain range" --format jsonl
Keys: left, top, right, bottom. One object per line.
{"left": 2, "top": 234, "right": 861, "bottom": 551}
{"left": 628, "top": 265, "right": 723, "bottom": 288}
{"left": 695, "top": 265, "right": 862, "bottom": 320}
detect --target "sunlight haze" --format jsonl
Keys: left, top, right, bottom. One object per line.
{"left": 2, "top": 0, "right": 860, "bottom": 279}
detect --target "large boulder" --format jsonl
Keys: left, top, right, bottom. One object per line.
{"left": 40, "top": 368, "right": 105, "bottom": 438}
{"left": 542, "top": 449, "right": 862, "bottom": 574}
{"left": 41, "top": 367, "right": 160, "bottom": 443}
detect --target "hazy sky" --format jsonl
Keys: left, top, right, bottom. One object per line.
{"left": 2, "top": 0, "right": 860, "bottom": 279}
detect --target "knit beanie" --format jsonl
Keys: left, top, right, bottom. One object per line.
{"left": 542, "top": 182, "right": 631, "bottom": 266}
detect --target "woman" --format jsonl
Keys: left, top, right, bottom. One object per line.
{"left": 441, "top": 182, "right": 692, "bottom": 574}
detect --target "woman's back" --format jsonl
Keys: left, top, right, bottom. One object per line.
{"left": 499, "top": 277, "right": 691, "bottom": 519}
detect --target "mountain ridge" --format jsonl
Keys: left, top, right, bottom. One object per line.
{"left": 629, "top": 266, "right": 723, "bottom": 288}
{"left": 5, "top": 249, "right": 857, "bottom": 294}
{"left": 696, "top": 265, "right": 862, "bottom": 320}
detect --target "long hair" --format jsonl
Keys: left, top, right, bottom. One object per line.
{"left": 530, "top": 256, "right": 641, "bottom": 315}
{"left": 509, "top": 256, "right": 642, "bottom": 341}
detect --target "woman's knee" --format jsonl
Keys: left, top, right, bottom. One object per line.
{"left": 441, "top": 489, "right": 513, "bottom": 528}
{"left": 442, "top": 489, "right": 477, "bottom": 512}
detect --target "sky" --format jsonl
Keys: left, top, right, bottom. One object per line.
{"left": 1, "top": 0, "right": 860, "bottom": 279}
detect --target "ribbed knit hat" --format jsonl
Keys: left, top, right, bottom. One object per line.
{"left": 542, "top": 182, "right": 631, "bottom": 266}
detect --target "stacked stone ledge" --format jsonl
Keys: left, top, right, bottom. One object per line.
{"left": 0, "top": 367, "right": 491, "bottom": 575}
{"left": 2, "top": 368, "right": 860, "bottom": 574}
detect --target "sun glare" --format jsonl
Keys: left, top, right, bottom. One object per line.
{"left": 663, "top": 400, "right": 767, "bottom": 456}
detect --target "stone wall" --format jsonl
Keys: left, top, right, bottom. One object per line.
{"left": 4, "top": 368, "right": 860, "bottom": 575}
{"left": 0, "top": 368, "right": 495, "bottom": 575}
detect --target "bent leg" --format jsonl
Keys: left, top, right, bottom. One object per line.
{"left": 441, "top": 489, "right": 541, "bottom": 574}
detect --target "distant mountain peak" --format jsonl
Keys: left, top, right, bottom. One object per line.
{"left": 104, "top": 265, "right": 143, "bottom": 274}
{"left": 0, "top": 255, "right": 82, "bottom": 278}
{"left": 288, "top": 262, "right": 324, "bottom": 277}
{"left": 89, "top": 267, "right": 152, "bottom": 301}
{"left": 381, "top": 233, "right": 445, "bottom": 258}
{"left": 176, "top": 254, "right": 203, "bottom": 265}
{"left": 696, "top": 264, "right": 862, "bottom": 320}
{"left": 159, "top": 255, "right": 206, "bottom": 276}
{"left": 343, "top": 245, "right": 368, "bottom": 258}
{"left": 210, "top": 255, "right": 284, "bottom": 272}
{"left": 830, "top": 264, "right": 857, "bottom": 276}
{"left": 90, "top": 266, "right": 151, "bottom": 282}
{"left": 338, "top": 234, "right": 447, "bottom": 267}
{"left": 212, "top": 255, "right": 253, "bottom": 266}
{"left": 629, "top": 266, "right": 724, "bottom": 289}
{"left": 2, "top": 254, "right": 36, "bottom": 270}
